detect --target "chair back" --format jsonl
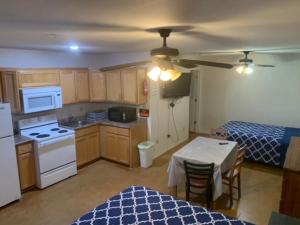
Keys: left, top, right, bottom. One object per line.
{"left": 184, "top": 161, "right": 215, "bottom": 192}
{"left": 210, "top": 127, "right": 229, "bottom": 140}
{"left": 228, "top": 145, "right": 246, "bottom": 178}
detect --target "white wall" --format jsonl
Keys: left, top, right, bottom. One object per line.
{"left": 190, "top": 53, "right": 300, "bottom": 133}
{"left": 0, "top": 48, "right": 149, "bottom": 68}
{"left": 148, "top": 80, "right": 190, "bottom": 158}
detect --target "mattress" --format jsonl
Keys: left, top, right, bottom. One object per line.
{"left": 223, "top": 121, "right": 300, "bottom": 166}
{"left": 72, "top": 186, "right": 253, "bottom": 225}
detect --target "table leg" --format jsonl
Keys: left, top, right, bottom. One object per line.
{"left": 169, "top": 186, "right": 177, "bottom": 197}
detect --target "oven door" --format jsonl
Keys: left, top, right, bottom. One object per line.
{"left": 22, "top": 92, "right": 57, "bottom": 113}
{"left": 35, "top": 134, "right": 76, "bottom": 174}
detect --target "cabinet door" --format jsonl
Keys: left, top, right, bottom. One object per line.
{"left": 121, "top": 68, "right": 137, "bottom": 104}
{"left": 17, "top": 151, "right": 36, "bottom": 190}
{"left": 104, "top": 132, "right": 119, "bottom": 161}
{"left": 106, "top": 70, "right": 122, "bottom": 102}
{"left": 136, "top": 68, "right": 147, "bottom": 105}
{"left": 89, "top": 71, "right": 106, "bottom": 101}
{"left": 75, "top": 136, "right": 89, "bottom": 167}
{"left": 17, "top": 70, "right": 59, "bottom": 87}
{"left": 0, "top": 75, "right": 3, "bottom": 102}
{"left": 1, "top": 71, "right": 21, "bottom": 113}
{"left": 60, "top": 71, "right": 76, "bottom": 104}
{"left": 118, "top": 135, "right": 130, "bottom": 165}
{"left": 75, "top": 71, "right": 90, "bottom": 102}
{"left": 86, "top": 132, "right": 100, "bottom": 161}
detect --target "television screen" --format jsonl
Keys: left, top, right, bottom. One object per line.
{"left": 162, "top": 73, "right": 192, "bottom": 98}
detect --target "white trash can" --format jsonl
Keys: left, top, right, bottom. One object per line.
{"left": 138, "top": 141, "right": 155, "bottom": 168}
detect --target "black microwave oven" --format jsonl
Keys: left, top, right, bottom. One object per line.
{"left": 108, "top": 107, "right": 137, "bottom": 123}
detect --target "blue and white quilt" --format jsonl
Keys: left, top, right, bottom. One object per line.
{"left": 223, "top": 121, "right": 300, "bottom": 167}
{"left": 72, "top": 186, "right": 253, "bottom": 225}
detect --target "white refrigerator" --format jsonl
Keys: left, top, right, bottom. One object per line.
{"left": 0, "top": 103, "right": 21, "bottom": 207}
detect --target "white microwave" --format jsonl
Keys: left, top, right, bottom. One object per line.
{"left": 20, "top": 86, "right": 63, "bottom": 113}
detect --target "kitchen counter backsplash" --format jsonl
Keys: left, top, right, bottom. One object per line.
{"left": 13, "top": 102, "right": 147, "bottom": 132}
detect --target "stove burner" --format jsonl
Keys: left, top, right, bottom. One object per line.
{"left": 58, "top": 130, "right": 68, "bottom": 133}
{"left": 30, "top": 133, "right": 40, "bottom": 136}
{"left": 50, "top": 128, "right": 60, "bottom": 131}
{"left": 36, "top": 134, "right": 50, "bottom": 138}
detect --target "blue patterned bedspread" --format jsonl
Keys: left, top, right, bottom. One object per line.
{"left": 223, "top": 121, "right": 300, "bottom": 167}
{"left": 72, "top": 186, "right": 253, "bottom": 225}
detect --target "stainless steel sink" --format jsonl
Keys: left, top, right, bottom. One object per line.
{"left": 60, "top": 120, "right": 94, "bottom": 129}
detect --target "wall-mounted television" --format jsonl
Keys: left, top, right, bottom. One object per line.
{"left": 161, "top": 73, "right": 192, "bottom": 98}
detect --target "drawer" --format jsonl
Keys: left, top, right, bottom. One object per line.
{"left": 17, "top": 142, "right": 33, "bottom": 155}
{"left": 76, "top": 125, "right": 98, "bottom": 138}
{"left": 106, "top": 126, "right": 129, "bottom": 136}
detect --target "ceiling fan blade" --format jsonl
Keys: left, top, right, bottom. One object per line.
{"left": 173, "top": 61, "right": 199, "bottom": 69}
{"left": 254, "top": 64, "right": 275, "bottom": 67}
{"left": 180, "top": 59, "right": 234, "bottom": 69}
{"left": 100, "top": 60, "right": 150, "bottom": 72}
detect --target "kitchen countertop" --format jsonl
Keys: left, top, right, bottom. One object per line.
{"left": 14, "top": 135, "right": 33, "bottom": 145}
{"left": 60, "top": 118, "right": 148, "bottom": 130}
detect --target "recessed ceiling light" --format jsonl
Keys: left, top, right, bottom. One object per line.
{"left": 69, "top": 45, "right": 79, "bottom": 50}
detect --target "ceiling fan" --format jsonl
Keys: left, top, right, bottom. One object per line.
{"left": 100, "top": 28, "right": 234, "bottom": 81}
{"left": 234, "top": 51, "right": 275, "bottom": 75}
{"left": 146, "top": 28, "right": 234, "bottom": 81}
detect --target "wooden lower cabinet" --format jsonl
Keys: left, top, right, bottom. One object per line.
{"left": 101, "top": 129, "right": 130, "bottom": 165}
{"left": 118, "top": 135, "right": 130, "bottom": 164}
{"left": 279, "top": 136, "right": 300, "bottom": 218}
{"left": 74, "top": 123, "right": 147, "bottom": 168}
{"left": 100, "top": 123, "right": 147, "bottom": 167}
{"left": 280, "top": 170, "right": 300, "bottom": 218}
{"left": 16, "top": 142, "right": 36, "bottom": 191}
{"left": 75, "top": 126, "right": 100, "bottom": 167}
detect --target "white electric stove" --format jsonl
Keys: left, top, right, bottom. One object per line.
{"left": 18, "top": 115, "right": 77, "bottom": 189}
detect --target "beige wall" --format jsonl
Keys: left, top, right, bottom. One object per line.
{"left": 148, "top": 80, "right": 190, "bottom": 158}
{"left": 189, "top": 53, "right": 300, "bottom": 133}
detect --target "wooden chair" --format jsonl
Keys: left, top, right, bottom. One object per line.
{"left": 222, "top": 145, "right": 246, "bottom": 208}
{"left": 210, "top": 127, "right": 229, "bottom": 140}
{"left": 184, "top": 161, "right": 215, "bottom": 209}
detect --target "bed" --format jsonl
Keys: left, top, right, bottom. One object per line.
{"left": 222, "top": 121, "right": 300, "bottom": 167}
{"left": 72, "top": 186, "right": 253, "bottom": 225}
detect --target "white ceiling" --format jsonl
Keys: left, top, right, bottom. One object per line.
{"left": 1, "top": 0, "right": 300, "bottom": 54}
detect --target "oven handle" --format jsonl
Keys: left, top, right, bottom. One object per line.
{"left": 38, "top": 134, "right": 75, "bottom": 148}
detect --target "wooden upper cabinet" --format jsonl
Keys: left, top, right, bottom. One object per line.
{"left": 75, "top": 70, "right": 90, "bottom": 102}
{"left": 106, "top": 70, "right": 122, "bottom": 102}
{"left": 121, "top": 68, "right": 138, "bottom": 104}
{"left": 136, "top": 68, "right": 147, "bottom": 105}
{"left": 89, "top": 71, "right": 106, "bottom": 101}
{"left": 59, "top": 70, "right": 76, "bottom": 104}
{"left": 0, "top": 74, "right": 3, "bottom": 102}
{"left": 1, "top": 71, "right": 21, "bottom": 113}
{"left": 120, "top": 67, "right": 147, "bottom": 105}
{"left": 17, "top": 69, "right": 60, "bottom": 88}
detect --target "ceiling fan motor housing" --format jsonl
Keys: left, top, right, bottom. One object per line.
{"left": 239, "top": 58, "right": 253, "bottom": 63}
{"left": 151, "top": 47, "right": 179, "bottom": 58}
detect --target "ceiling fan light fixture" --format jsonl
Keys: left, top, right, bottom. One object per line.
{"left": 160, "top": 70, "right": 172, "bottom": 81}
{"left": 147, "top": 66, "right": 161, "bottom": 81}
{"left": 169, "top": 69, "right": 182, "bottom": 81}
{"left": 236, "top": 65, "right": 245, "bottom": 74}
{"left": 244, "top": 66, "right": 253, "bottom": 75}
{"left": 236, "top": 64, "right": 253, "bottom": 75}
